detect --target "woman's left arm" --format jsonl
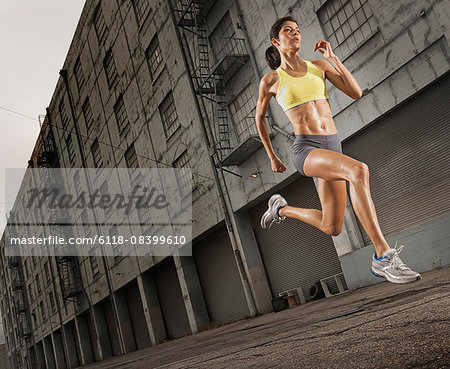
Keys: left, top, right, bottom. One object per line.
{"left": 313, "top": 40, "right": 363, "bottom": 99}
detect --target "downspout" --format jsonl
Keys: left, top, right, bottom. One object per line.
{"left": 168, "top": 2, "right": 257, "bottom": 316}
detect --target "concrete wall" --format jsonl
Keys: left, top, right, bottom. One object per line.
{"left": 1, "top": 0, "right": 449, "bottom": 367}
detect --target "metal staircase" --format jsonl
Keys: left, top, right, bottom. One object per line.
{"left": 171, "top": 0, "right": 234, "bottom": 161}
{"left": 6, "top": 218, "right": 32, "bottom": 341}
{"left": 170, "top": 0, "right": 271, "bottom": 167}
{"left": 37, "top": 127, "right": 82, "bottom": 301}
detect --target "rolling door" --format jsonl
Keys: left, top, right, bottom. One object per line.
{"left": 250, "top": 176, "right": 342, "bottom": 297}
{"left": 343, "top": 74, "right": 450, "bottom": 245}
{"left": 153, "top": 257, "right": 191, "bottom": 339}
{"left": 193, "top": 227, "right": 249, "bottom": 323}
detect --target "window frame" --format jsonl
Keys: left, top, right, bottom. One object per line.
{"left": 104, "top": 48, "right": 119, "bottom": 89}
{"left": 114, "top": 95, "right": 129, "bottom": 133}
{"left": 93, "top": 4, "right": 107, "bottom": 43}
{"left": 91, "top": 138, "right": 103, "bottom": 168}
{"left": 158, "top": 91, "right": 180, "bottom": 139}
{"left": 82, "top": 98, "right": 94, "bottom": 132}
{"left": 146, "top": 34, "right": 164, "bottom": 81}
{"left": 74, "top": 57, "right": 85, "bottom": 91}
{"left": 317, "top": 0, "right": 378, "bottom": 60}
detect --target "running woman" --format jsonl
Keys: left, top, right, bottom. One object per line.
{"left": 256, "top": 16, "right": 421, "bottom": 284}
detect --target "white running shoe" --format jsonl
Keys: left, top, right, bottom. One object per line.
{"left": 260, "top": 194, "right": 287, "bottom": 229}
{"left": 371, "top": 242, "right": 422, "bottom": 284}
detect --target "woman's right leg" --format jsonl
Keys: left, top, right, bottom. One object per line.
{"left": 301, "top": 148, "right": 390, "bottom": 257}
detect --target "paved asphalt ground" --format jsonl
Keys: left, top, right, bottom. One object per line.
{"left": 83, "top": 267, "right": 450, "bottom": 369}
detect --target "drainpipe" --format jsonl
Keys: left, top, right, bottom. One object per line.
{"left": 59, "top": 70, "right": 126, "bottom": 353}
{"left": 168, "top": 2, "right": 257, "bottom": 316}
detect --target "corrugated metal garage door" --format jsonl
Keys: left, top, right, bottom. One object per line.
{"left": 193, "top": 226, "right": 249, "bottom": 323}
{"left": 343, "top": 74, "right": 450, "bottom": 246}
{"left": 153, "top": 257, "right": 191, "bottom": 339}
{"left": 250, "top": 176, "right": 342, "bottom": 297}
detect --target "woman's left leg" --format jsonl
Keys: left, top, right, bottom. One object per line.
{"left": 279, "top": 178, "right": 347, "bottom": 236}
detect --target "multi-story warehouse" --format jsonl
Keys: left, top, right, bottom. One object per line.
{"left": 1, "top": 0, "right": 449, "bottom": 368}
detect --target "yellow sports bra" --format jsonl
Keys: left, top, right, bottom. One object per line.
{"left": 276, "top": 60, "right": 328, "bottom": 112}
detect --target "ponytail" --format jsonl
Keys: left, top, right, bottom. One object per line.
{"left": 265, "top": 45, "right": 281, "bottom": 70}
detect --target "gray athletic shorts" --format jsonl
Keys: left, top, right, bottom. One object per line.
{"left": 292, "top": 133, "right": 342, "bottom": 176}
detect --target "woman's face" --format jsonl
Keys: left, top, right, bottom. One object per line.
{"left": 273, "top": 21, "right": 301, "bottom": 52}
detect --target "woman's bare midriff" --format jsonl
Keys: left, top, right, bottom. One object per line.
{"left": 285, "top": 99, "right": 338, "bottom": 135}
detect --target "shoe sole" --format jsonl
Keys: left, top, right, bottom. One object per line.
{"left": 260, "top": 194, "right": 284, "bottom": 229}
{"left": 371, "top": 267, "right": 422, "bottom": 284}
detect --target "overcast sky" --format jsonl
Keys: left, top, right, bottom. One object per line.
{"left": 0, "top": 1, "right": 85, "bottom": 343}
{"left": 0, "top": 0, "right": 86, "bottom": 236}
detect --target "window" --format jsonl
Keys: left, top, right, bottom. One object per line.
{"left": 81, "top": 210, "right": 90, "bottom": 235}
{"left": 229, "top": 83, "right": 258, "bottom": 142}
{"left": 91, "top": 139, "right": 103, "bottom": 168}
{"left": 173, "top": 150, "right": 194, "bottom": 196}
{"left": 66, "top": 134, "right": 75, "bottom": 165}
{"left": 146, "top": 35, "right": 164, "bottom": 80}
{"left": 44, "top": 261, "right": 50, "bottom": 283}
{"left": 318, "top": 0, "right": 377, "bottom": 58}
{"left": 36, "top": 274, "right": 41, "bottom": 294}
{"left": 49, "top": 291, "right": 55, "bottom": 311}
{"left": 59, "top": 99, "right": 70, "bottom": 129}
{"left": 125, "top": 144, "right": 139, "bottom": 169}
{"left": 93, "top": 5, "right": 107, "bottom": 42}
{"left": 114, "top": 95, "right": 129, "bottom": 133}
{"left": 31, "top": 309, "right": 36, "bottom": 328}
{"left": 99, "top": 181, "right": 113, "bottom": 218}
{"left": 104, "top": 49, "right": 119, "bottom": 88}
{"left": 74, "top": 57, "right": 85, "bottom": 91}
{"left": 159, "top": 92, "right": 180, "bottom": 138}
{"left": 89, "top": 253, "right": 99, "bottom": 276}
{"left": 40, "top": 301, "right": 46, "bottom": 321}
{"left": 209, "top": 12, "right": 242, "bottom": 64}
{"left": 110, "top": 225, "right": 123, "bottom": 264}
{"left": 28, "top": 284, "right": 34, "bottom": 302}
{"left": 82, "top": 98, "right": 94, "bottom": 132}
{"left": 24, "top": 259, "right": 29, "bottom": 276}
{"left": 74, "top": 171, "right": 81, "bottom": 195}
{"left": 132, "top": 0, "right": 151, "bottom": 26}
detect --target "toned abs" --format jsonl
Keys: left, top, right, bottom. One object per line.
{"left": 267, "top": 66, "right": 338, "bottom": 136}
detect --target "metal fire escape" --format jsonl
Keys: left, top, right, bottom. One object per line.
{"left": 170, "top": 0, "right": 272, "bottom": 167}
{"left": 37, "top": 125, "right": 82, "bottom": 301}
{"left": 6, "top": 215, "right": 32, "bottom": 343}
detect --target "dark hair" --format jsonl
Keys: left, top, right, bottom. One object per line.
{"left": 265, "top": 16, "right": 299, "bottom": 70}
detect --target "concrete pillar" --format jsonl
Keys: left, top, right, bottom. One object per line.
{"left": 232, "top": 210, "right": 274, "bottom": 313}
{"left": 91, "top": 304, "right": 115, "bottom": 359}
{"left": 312, "top": 178, "right": 364, "bottom": 256}
{"left": 74, "top": 314, "right": 95, "bottom": 364}
{"left": 114, "top": 291, "right": 137, "bottom": 353}
{"left": 43, "top": 335, "right": 56, "bottom": 369}
{"left": 62, "top": 323, "right": 79, "bottom": 368}
{"left": 51, "top": 330, "right": 67, "bottom": 369}
{"left": 173, "top": 254, "right": 209, "bottom": 334}
{"left": 137, "top": 273, "right": 166, "bottom": 345}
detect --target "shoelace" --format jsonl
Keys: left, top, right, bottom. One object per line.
{"left": 389, "top": 241, "right": 409, "bottom": 270}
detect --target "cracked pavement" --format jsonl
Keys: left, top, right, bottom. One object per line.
{"left": 82, "top": 267, "right": 450, "bottom": 369}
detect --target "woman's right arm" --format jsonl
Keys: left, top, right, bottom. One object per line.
{"left": 255, "top": 74, "right": 286, "bottom": 173}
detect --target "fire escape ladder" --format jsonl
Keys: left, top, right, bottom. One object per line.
{"left": 37, "top": 127, "right": 82, "bottom": 301}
